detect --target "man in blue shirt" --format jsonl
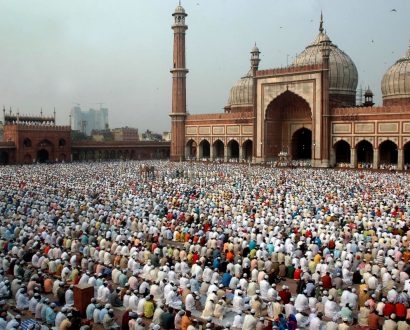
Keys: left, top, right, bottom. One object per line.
{"left": 221, "top": 271, "right": 232, "bottom": 287}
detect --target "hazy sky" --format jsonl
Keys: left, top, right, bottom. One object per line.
{"left": 0, "top": 0, "right": 409, "bottom": 132}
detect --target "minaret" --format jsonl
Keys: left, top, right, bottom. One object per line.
{"left": 170, "top": 3, "right": 188, "bottom": 161}
{"left": 251, "top": 44, "right": 260, "bottom": 161}
{"left": 250, "top": 44, "right": 261, "bottom": 76}
{"left": 320, "top": 13, "right": 331, "bottom": 166}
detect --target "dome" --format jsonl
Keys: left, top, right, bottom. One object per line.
{"left": 293, "top": 20, "right": 358, "bottom": 97}
{"left": 251, "top": 44, "right": 260, "bottom": 53}
{"left": 364, "top": 87, "right": 373, "bottom": 97}
{"left": 381, "top": 44, "right": 410, "bottom": 105}
{"left": 228, "top": 69, "right": 253, "bottom": 107}
{"left": 173, "top": 4, "right": 186, "bottom": 15}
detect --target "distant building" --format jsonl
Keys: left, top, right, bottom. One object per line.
{"left": 112, "top": 127, "right": 139, "bottom": 142}
{"left": 91, "top": 129, "right": 113, "bottom": 142}
{"left": 0, "top": 109, "right": 170, "bottom": 164}
{"left": 141, "top": 129, "right": 163, "bottom": 142}
{"left": 71, "top": 106, "right": 109, "bottom": 135}
{"left": 1, "top": 110, "right": 71, "bottom": 164}
{"left": 162, "top": 131, "right": 171, "bottom": 141}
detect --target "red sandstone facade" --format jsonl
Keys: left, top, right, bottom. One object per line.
{"left": 1, "top": 113, "right": 71, "bottom": 164}
{"left": 169, "top": 5, "right": 410, "bottom": 169}
{"left": 0, "top": 112, "right": 170, "bottom": 165}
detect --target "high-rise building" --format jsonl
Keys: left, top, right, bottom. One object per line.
{"left": 71, "top": 106, "right": 109, "bottom": 135}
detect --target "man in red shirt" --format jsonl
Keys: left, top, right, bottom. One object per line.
{"left": 383, "top": 301, "right": 396, "bottom": 317}
{"left": 293, "top": 266, "right": 303, "bottom": 281}
{"left": 192, "top": 251, "right": 199, "bottom": 264}
{"left": 322, "top": 272, "right": 332, "bottom": 289}
{"left": 395, "top": 302, "right": 407, "bottom": 320}
{"left": 278, "top": 285, "right": 291, "bottom": 304}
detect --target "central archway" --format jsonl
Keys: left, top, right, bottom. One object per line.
{"left": 37, "top": 149, "right": 49, "bottom": 163}
{"left": 291, "top": 128, "right": 312, "bottom": 160}
{"left": 265, "top": 90, "right": 312, "bottom": 159}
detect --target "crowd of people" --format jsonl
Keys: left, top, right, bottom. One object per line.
{"left": 0, "top": 160, "right": 410, "bottom": 329}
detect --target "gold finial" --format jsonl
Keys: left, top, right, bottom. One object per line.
{"left": 319, "top": 11, "right": 324, "bottom": 33}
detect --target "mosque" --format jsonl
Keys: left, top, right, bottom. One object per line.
{"left": 169, "top": 4, "right": 410, "bottom": 169}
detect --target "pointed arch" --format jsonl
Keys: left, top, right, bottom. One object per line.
{"left": 186, "top": 139, "right": 197, "bottom": 160}
{"left": 227, "top": 139, "right": 239, "bottom": 160}
{"left": 265, "top": 90, "right": 312, "bottom": 158}
{"left": 199, "top": 139, "right": 210, "bottom": 160}
{"left": 333, "top": 139, "right": 351, "bottom": 164}
{"left": 212, "top": 139, "right": 224, "bottom": 160}
{"left": 242, "top": 139, "right": 253, "bottom": 161}
{"left": 356, "top": 139, "right": 373, "bottom": 165}
{"left": 265, "top": 90, "right": 312, "bottom": 120}
{"left": 379, "top": 140, "right": 398, "bottom": 165}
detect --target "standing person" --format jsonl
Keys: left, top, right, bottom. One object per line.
{"left": 121, "top": 310, "right": 132, "bottom": 330}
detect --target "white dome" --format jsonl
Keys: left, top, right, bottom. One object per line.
{"left": 228, "top": 70, "right": 253, "bottom": 106}
{"left": 174, "top": 4, "right": 186, "bottom": 15}
{"left": 293, "top": 30, "right": 358, "bottom": 97}
{"left": 381, "top": 44, "right": 410, "bottom": 103}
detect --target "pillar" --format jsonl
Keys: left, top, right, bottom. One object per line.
{"left": 373, "top": 148, "right": 379, "bottom": 169}
{"left": 239, "top": 144, "right": 244, "bottom": 162}
{"left": 398, "top": 148, "right": 404, "bottom": 170}
{"left": 330, "top": 147, "right": 336, "bottom": 167}
{"left": 350, "top": 148, "right": 357, "bottom": 168}
{"left": 196, "top": 145, "right": 200, "bottom": 161}
{"left": 224, "top": 146, "right": 228, "bottom": 162}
